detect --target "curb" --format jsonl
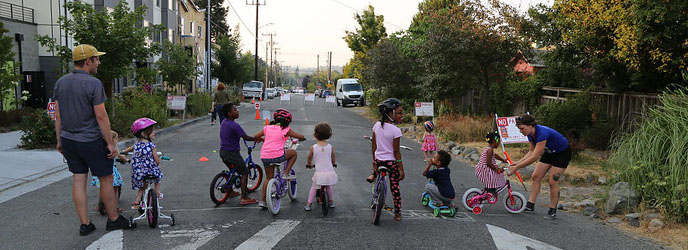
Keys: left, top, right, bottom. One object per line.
{"left": 0, "top": 163, "right": 67, "bottom": 192}
{"left": 117, "top": 115, "right": 210, "bottom": 149}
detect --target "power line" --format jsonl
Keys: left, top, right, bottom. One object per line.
{"left": 227, "top": 0, "right": 256, "bottom": 38}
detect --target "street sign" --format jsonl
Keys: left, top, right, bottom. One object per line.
{"left": 414, "top": 101, "right": 434, "bottom": 117}
{"left": 47, "top": 101, "right": 56, "bottom": 121}
{"left": 166, "top": 96, "right": 186, "bottom": 111}
{"left": 255, "top": 102, "right": 261, "bottom": 110}
{"left": 496, "top": 116, "right": 529, "bottom": 144}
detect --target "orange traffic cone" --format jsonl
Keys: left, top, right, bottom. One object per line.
{"left": 255, "top": 109, "right": 261, "bottom": 120}
{"left": 259, "top": 97, "right": 263, "bottom": 102}
{"left": 265, "top": 118, "right": 269, "bottom": 125}
{"left": 198, "top": 156, "right": 209, "bottom": 162}
{"left": 251, "top": 97, "right": 255, "bottom": 104}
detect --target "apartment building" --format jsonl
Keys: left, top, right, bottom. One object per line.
{"left": 178, "top": 0, "right": 205, "bottom": 93}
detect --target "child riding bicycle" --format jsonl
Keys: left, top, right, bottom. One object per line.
{"left": 219, "top": 103, "right": 258, "bottom": 205}
{"left": 130, "top": 118, "right": 163, "bottom": 209}
{"left": 422, "top": 150, "right": 455, "bottom": 207}
{"left": 475, "top": 132, "right": 509, "bottom": 196}
{"left": 253, "top": 108, "right": 306, "bottom": 208}
{"left": 366, "top": 98, "right": 405, "bottom": 222}
{"left": 304, "top": 123, "right": 338, "bottom": 211}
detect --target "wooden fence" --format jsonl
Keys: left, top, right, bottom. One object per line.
{"left": 540, "top": 87, "right": 659, "bottom": 124}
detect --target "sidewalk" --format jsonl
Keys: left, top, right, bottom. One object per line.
{"left": 0, "top": 131, "right": 67, "bottom": 203}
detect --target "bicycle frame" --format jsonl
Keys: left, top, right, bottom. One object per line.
{"left": 372, "top": 167, "right": 388, "bottom": 206}
{"left": 132, "top": 178, "right": 173, "bottom": 226}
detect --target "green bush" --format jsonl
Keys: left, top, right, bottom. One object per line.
{"left": 109, "top": 89, "right": 168, "bottom": 137}
{"left": 534, "top": 92, "right": 595, "bottom": 137}
{"left": 581, "top": 121, "right": 618, "bottom": 150}
{"left": 365, "top": 88, "right": 384, "bottom": 112}
{"left": 20, "top": 109, "right": 57, "bottom": 149}
{"left": 186, "top": 93, "right": 212, "bottom": 117}
{"left": 0, "top": 108, "right": 28, "bottom": 129}
{"left": 609, "top": 87, "right": 688, "bottom": 222}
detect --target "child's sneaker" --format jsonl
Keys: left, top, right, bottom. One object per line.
{"left": 525, "top": 202, "right": 535, "bottom": 213}
{"left": 304, "top": 204, "right": 312, "bottom": 211}
{"left": 258, "top": 201, "right": 267, "bottom": 209}
{"left": 544, "top": 208, "right": 557, "bottom": 220}
{"left": 329, "top": 202, "right": 335, "bottom": 208}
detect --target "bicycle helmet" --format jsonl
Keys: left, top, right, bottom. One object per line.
{"left": 131, "top": 117, "right": 157, "bottom": 136}
{"left": 424, "top": 121, "right": 435, "bottom": 132}
{"left": 377, "top": 98, "right": 402, "bottom": 111}
{"left": 273, "top": 108, "right": 292, "bottom": 127}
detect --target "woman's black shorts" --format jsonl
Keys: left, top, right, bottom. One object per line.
{"left": 539, "top": 146, "right": 572, "bottom": 169}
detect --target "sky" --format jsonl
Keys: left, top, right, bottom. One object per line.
{"left": 224, "top": 0, "right": 552, "bottom": 71}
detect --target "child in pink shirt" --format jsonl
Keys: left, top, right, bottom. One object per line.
{"left": 253, "top": 109, "right": 305, "bottom": 208}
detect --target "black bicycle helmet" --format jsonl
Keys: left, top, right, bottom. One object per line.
{"left": 377, "top": 98, "right": 402, "bottom": 112}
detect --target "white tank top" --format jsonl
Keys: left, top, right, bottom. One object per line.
{"left": 313, "top": 144, "right": 334, "bottom": 172}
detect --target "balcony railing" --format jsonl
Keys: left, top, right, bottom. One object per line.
{"left": 0, "top": 1, "right": 34, "bottom": 24}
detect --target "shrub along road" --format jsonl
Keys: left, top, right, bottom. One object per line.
{"left": 0, "top": 94, "right": 663, "bottom": 249}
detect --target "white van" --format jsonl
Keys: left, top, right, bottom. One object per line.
{"left": 242, "top": 81, "right": 263, "bottom": 99}
{"left": 335, "top": 78, "right": 365, "bottom": 107}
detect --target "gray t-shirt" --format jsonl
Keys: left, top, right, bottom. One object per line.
{"left": 53, "top": 69, "right": 107, "bottom": 142}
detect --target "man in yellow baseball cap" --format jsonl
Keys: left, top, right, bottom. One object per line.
{"left": 72, "top": 44, "right": 105, "bottom": 74}
{"left": 53, "top": 44, "right": 136, "bottom": 235}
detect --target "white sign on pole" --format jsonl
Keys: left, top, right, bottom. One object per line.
{"left": 280, "top": 93, "right": 291, "bottom": 105}
{"left": 496, "top": 115, "right": 529, "bottom": 144}
{"left": 414, "top": 101, "right": 434, "bottom": 117}
{"left": 304, "top": 94, "right": 316, "bottom": 105}
{"left": 166, "top": 96, "right": 187, "bottom": 110}
{"left": 47, "top": 100, "right": 57, "bottom": 121}
{"left": 325, "top": 96, "right": 335, "bottom": 107}
{"left": 262, "top": 111, "right": 270, "bottom": 121}
{"left": 255, "top": 102, "right": 261, "bottom": 110}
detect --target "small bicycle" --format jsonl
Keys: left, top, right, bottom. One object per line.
{"left": 305, "top": 163, "right": 337, "bottom": 217}
{"left": 461, "top": 166, "right": 527, "bottom": 215}
{"left": 364, "top": 136, "right": 412, "bottom": 225}
{"left": 128, "top": 152, "right": 175, "bottom": 228}
{"left": 421, "top": 174, "right": 457, "bottom": 217}
{"left": 265, "top": 138, "right": 302, "bottom": 215}
{"left": 210, "top": 140, "right": 264, "bottom": 205}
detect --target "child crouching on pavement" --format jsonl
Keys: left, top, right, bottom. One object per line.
{"left": 422, "top": 150, "right": 455, "bottom": 206}
{"left": 92, "top": 130, "right": 127, "bottom": 214}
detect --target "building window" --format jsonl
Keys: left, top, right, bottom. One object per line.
{"left": 198, "top": 25, "right": 202, "bottom": 38}
{"left": 180, "top": 17, "right": 185, "bottom": 35}
{"left": 169, "top": 29, "right": 174, "bottom": 42}
{"left": 156, "top": 0, "right": 161, "bottom": 7}
{"left": 189, "top": 22, "right": 194, "bottom": 36}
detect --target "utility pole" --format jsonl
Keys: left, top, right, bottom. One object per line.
{"left": 206, "top": 0, "right": 212, "bottom": 92}
{"left": 262, "top": 33, "right": 275, "bottom": 87}
{"left": 273, "top": 48, "right": 280, "bottom": 87}
{"left": 265, "top": 41, "right": 269, "bottom": 86}
{"left": 328, "top": 51, "right": 332, "bottom": 87}
{"left": 316, "top": 54, "right": 319, "bottom": 87}
{"left": 246, "top": 0, "right": 265, "bottom": 96}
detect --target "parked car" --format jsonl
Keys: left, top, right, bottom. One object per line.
{"left": 266, "top": 88, "right": 277, "bottom": 99}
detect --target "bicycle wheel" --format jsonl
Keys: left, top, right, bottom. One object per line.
{"left": 146, "top": 188, "right": 158, "bottom": 228}
{"left": 321, "top": 187, "right": 329, "bottom": 217}
{"left": 266, "top": 179, "right": 281, "bottom": 215}
{"left": 462, "top": 188, "right": 483, "bottom": 211}
{"left": 246, "top": 164, "right": 263, "bottom": 192}
{"left": 210, "top": 172, "right": 231, "bottom": 205}
{"left": 504, "top": 191, "right": 526, "bottom": 213}
{"left": 372, "top": 181, "right": 386, "bottom": 225}
{"left": 287, "top": 169, "right": 297, "bottom": 200}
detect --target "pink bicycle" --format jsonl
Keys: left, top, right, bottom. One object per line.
{"left": 461, "top": 167, "right": 527, "bottom": 215}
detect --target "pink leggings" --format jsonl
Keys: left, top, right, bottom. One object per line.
{"left": 307, "top": 185, "right": 333, "bottom": 204}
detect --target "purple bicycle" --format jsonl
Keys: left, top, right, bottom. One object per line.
{"left": 265, "top": 138, "right": 301, "bottom": 215}
{"left": 364, "top": 136, "right": 412, "bottom": 225}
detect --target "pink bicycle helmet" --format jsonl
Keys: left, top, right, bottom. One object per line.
{"left": 273, "top": 108, "right": 292, "bottom": 127}
{"left": 131, "top": 117, "right": 157, "bottom": 136}
{"left": 424, "top": 121, "right": 435, "bottom": 132}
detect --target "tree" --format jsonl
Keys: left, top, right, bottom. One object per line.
{"left": 0, "top": 21, "right": 18, "bottom": 110}
{"left": 343, "top": 5, "right": 387, "bottom": 54}
{"left": 301, "top": 75, "right": 311, "bottom": 88}
{"left": 362, "top": 37, "right": 415, "bottom": 99}
{"left": 192, "top": 0, "right": 230, "bottom": 40}
{"left": 36, "top": 0, "right": 161, "bottom": 97}
{"left": 157, "top": 41, "right": 198, "bottom": 93}
{"left": 211, "top": 34, "right": 242, "bottom": 86}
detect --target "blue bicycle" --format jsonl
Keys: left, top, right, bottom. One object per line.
{"left": 210, "top": 140, "right": 264, "bottom": 205}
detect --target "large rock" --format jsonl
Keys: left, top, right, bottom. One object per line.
{"left": 648, "top": 219, "right": 664, "bottom": 233}
{"left": 605, "top": 182, "right": 639, "bottom": 215}
{"left": 598, "top": 177, "right": 608, "bottom": 185}
{"left": 607, "top": 217, "right": 622, "bottom": 224}
{"left": 582, "top": 207, "right": 598, "bottom": 216}
{"left": 463, "top": 147, "right": 478, "bottom": 156}
{"left": 574, "top": 199, "right": 596, "bottom": 208}
{"left": 451, "top": 149, "right": 461, "bottom": 156}
{"left": 448, "top": 141, "right": 456, "bottom": 149}
{"left": 470, "top": 153, "right": 480, "bottom": 162}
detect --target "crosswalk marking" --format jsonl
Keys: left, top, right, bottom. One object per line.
{"left": 487, "top": 224, "right": 563, "bottom": 250}
{"left": 234, "top": 220, "right": 301, "bottom": 250}
{"left": 161, "top": 229, "right": 221, "bottom": 250}
{"left": 86, "top": 230, "right": 123, "bottom": 250}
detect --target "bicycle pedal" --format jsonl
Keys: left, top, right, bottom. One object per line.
{"left": 384, "top": 206, "right": 392, "bottom": 211}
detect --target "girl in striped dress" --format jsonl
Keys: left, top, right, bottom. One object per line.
{"left": 474, "top": 132, "right": 508, "bottom": 195}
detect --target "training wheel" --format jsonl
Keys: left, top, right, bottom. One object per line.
{"left": 449, "top": 207, "right": 457, "bottom": 217}
{"left": 473, "top": 206, "right": 482, "bottom": 215}
{"left": 433, "top": 208, "right": 440, "bottom": 217}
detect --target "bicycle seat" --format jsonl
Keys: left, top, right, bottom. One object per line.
{"left": 377, "top": 166, "right": 389, "bottom": 172}
{"left": 143, "top": 175, "right": 159, "bottom": 181}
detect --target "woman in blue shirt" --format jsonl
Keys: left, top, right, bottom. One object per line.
{"left": 508, "top": 114, "right": 571, "bottom": 220}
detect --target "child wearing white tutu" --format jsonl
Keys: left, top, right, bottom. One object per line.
{"left": 304, "top": 123, "right": 338, "bottom": 211}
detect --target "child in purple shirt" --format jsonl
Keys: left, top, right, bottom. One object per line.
{"left": 219, "top": 103, "right": 258, "bottom": 205}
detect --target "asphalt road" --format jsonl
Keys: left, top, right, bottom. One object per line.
{"left": 0, "top": 94, "right": 664, "bottom": 250}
